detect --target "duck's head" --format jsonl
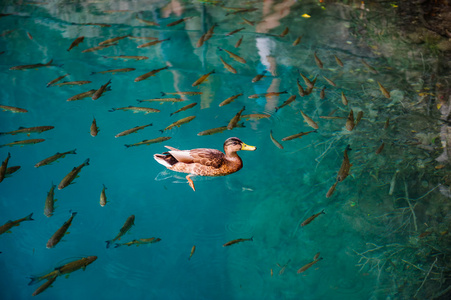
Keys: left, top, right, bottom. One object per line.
{"left": 224, "top": 137, "right": 256, "bottom": 154}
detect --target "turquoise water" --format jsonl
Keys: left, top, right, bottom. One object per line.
{"left": 1, "top": 1, "right": 449, "bottom": 299}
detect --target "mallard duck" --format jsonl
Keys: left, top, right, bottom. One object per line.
{"left": 153, "top": 137, "right": 256, "bottom": 191}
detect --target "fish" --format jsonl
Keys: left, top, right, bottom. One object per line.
{"left": 320, "top": 87, "right": 326, "bottom": 99}
{"left": 196, "top": 33, "right": 207, "bottom": 48}
{"left": 226, "top": 27, "right": 245, "bottom": 36}
{"left": 135, "top": 14, "right": 159, "bottom": 26}
{"left": 137, "top": 38, "right": 170, "bottom": 48}
{"left": 252, "top": 71, "right": 267, "bottom": 83}
{"left": 279, "top": 27, "right": 289, "bottom": 37}
{"left": 44, "top": 183, "right": 56, "bottom": 217}
{"left": 346, "top": 109, "right": 355, "bottom": 131}
{"left": 341, "top": 92, "right": 348, "bottom": 105}
{"left": 125, "top": 136, "right": 171, "bottom": 148}
{"left": 114, "top": 238, "right": 161, "bottom": 248}
{"left": 135, "top": 66, "right": 169, "bottom": 82}
{"left": 47, "top": 74, "right": 69, "bottom": 87}
{"left": 6, "top": 165, "right": 21, "bottom": 176}
{"left": 67, "top": 90, "right": 96, "bottom": 101}
{"left": 78, "top": 22, "right": 111, "bottom": 27}
{"left": 225, "top": 8, "right": 257, "bottom": 16}
{"left": 313, "top": 252, "right": 321, "bottom": 261}
{"left": 192, "top": 70, "right": 215, "bottom": 87}
{"left": 0, "top": 126, "right": 54, "bottom": 136}
{"left": 32, "top": 276, "right": 57, "bottom": 297}
{"left": 248, "top": 91, "right": 288, "bottom": 99}
{"left": 219, "top": 57, "right": 237, "bottom": 74}
{"left": 337, "top": 145, "right": 352, "bottom": 182}
{"left": 219, "top": 93, "right": 243, "bottom": 107}
{"left": 384, "top": 117, "right": 390, "bottom": 129}
{"left": 128, "top": 36, "right": 159, "bottom": 40}
{"left": 378, "top": 81, "right": 390, "bottom": 98}
{"left": 90, "top": 117, "right": 98, "bottom": 137}
{"left": 189, "top": 245, "right": 196, "bottom": 260}
{"left": 277, "top": 259, "right": 291, "bottom": 275}
{"left": 270, "top": 130, "right": 283, "bottom": 149}
{"left": 297, "top": 79, "right": 306, "bottom": 97}
{"left": 355, "top": 111, "right": 364, "bottom": 126}
{"left": 166, "top": 17, "right": 192, "bottom": 27}
{"left": 9, "top": 59, "right": 54, "bottom": 70}
{"left": 82, "top": 43, "right": 117, "bottom": 53}
{"left": 57, "top": 159, "right": 90, "bottom": 190}
{"left": 240, "top": 114, "right": 270, "bottom": 120}
{"left": 300, "top": 110, "right": 319, "bottom": 129}
{"left": 160, "top": 116, "right": 196, "bottom": 132}
{"left": 115, "top": 123, "right": 153, "bottom": 138}
{"left": 271, "top": 269, "right": 273, "bottom": 277}
{"left": 235, "top": 36, "right": 244, "bottom": 48}
{"left": 106, "top": 215, "right": 135, "bottom": 248}
{"left": 197, "top": 124, "right": 245, "bottom": 136}
{"left": 46, "top": 212, "right": 77, "bottom": 249}
{"left": 0, "top": 153, "right": 11, "bottom": 183}
{"left": 275, "top": 95, "right": 296, "bottom": 112}
{"left": 100, "top": 184, "right": 107, "bottom": 207}
{"left": 281, "top": 130, "right": 317, "bottom": 141}
{"left": 0, "top": 213, "right": 33, "bottom": 235}
{"left": 109, "top": 106, "right": 160, "bottom": 114}
{"left": 361, "top": 59, "right": 378, "bottom": 74}
{"left": 98, "top": 35, "right": 129, "bottom": 46}
{"left": 102, "top": 55, "right": 148, "bottom": 60}
{"left": 326, "top": 181, "right": 338, "bottom": 198}
{"left": 92, "top": 79, "right": 112, "bottom": 100}
{"left": 334, "top": 55, "right": 344, "bottom": 67}
{"left": 53, "top": 81, "right": 91, "bottom": 87}
{"left": 314, "top": 52, "right": 323, "bottom": 69}
{"left": 170, "top": 103, "right": 198, "bottom": 116}
{"left": 299, "top": 73, "right": 316, "bottom": 90}
{"left": 322, "top": 75, "right": 336, "bottom": 87}
{"left": 319, "top": 116, "right": 346, "bottom": 120}
{"left": 35, "top": 149, "right": 77, "bottom": 168}
{"left": 0, "top": 105, "right": 28, "bottom": 113}
{"left": 0, "top": 139, "right": 45, "bottom": 148}
{"left": 204, "top": 23, "right": 217, "bottom": 41}
{"left": 91, "top": 68, "right": 135, "bottom": 75}
{"left": 218, "top": 47, "right": 246, "bottom": 64}
{"left": 28, "top": 256, "right": 97, "bottom": 286}
{"left": 223, "top": 237, "right": 253, "bottom": 247}
{"left": 240, "top": 17, "right": 254, "bottom": 26}
{"left": 292, "top": 35, "right": 302, "bottom": 46}
{"left": 297, "top": 257, "right": 323, "bottom": 274}
{"left": 376, "top": 142, "right": 385, "bottom": 155}
{"left": 301, "top": 210, "right": 325, "bottom": 226}
{"left": 67, "top": 36, "right": 84, "bottom": 51}
{"left": 161, "top": 91, "right": 202, "bottom": 97}
{"left": 227, "top": 106, "right": 245, "bottom": 130}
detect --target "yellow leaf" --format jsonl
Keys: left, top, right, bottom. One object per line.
{"left": 301, "top": 14, "right": 311, "bottom": 18}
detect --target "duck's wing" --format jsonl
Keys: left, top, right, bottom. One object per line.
{"left": 169, "top": 148, "right": 225, "bottom": 168}
{"left": 165, "top": 145, "right": 180, "bottom": 151}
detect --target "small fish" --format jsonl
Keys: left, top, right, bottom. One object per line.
{"left": 299, "top": 73, "right": 316, "bottom": 90}
{"left": 337, "top": 145, "right": 352, "bottom": 182}
{"left": 134, "top": 66, "right": 169, "bottom": 82}
{"left": 0, "top": 213, "right": 33, "bottom": 235}
{"left": 270, "top": 269, "right": 273, "bottom": 277}
{"left": 57, "top": 159, "right": 90, "bottom": 190}
{"left": 223, "top": 237, "right": 253, "bottom": 247}
{"left": 292, "top": 35, "right": 302, "bottom": 46}
{"left": 0, "top": 153, "right": 11, "bottom": 183}
{"left": 78, "top": 22, "right": 111, "bottom": 27}
{"left": 322, "top": 75, "right": 336, "bottom": 87}
{"left": 98, "top": 35, "right": 129, "bottom": 46}
{"left": 67, "top": 90, "right": 96, "bottom": 101}
{"left": 106, "top": 215, "right": 135, "bottom": 248}
{"left": 160, "top": 116, "right": 196, "bottom": 132}
{"left": 219, "top": 57, "right": 237, "bottom": 74}
{"left": 166, "top": 17, "right": 192, "bottom": 27}
{"left": 361, "top": 59, "right": 378, "bottom": 74}
{"left": 192, "top": 70, "right": 215, "bottom": 87}
{"left": 137, "top": 38, "right": 170, "bottom": 48}
{"left": 67, "top": 36, "right": 84, "bottom": 51}
{"left": 114, "top": 238, "right": 161, "bottom": 248}
{"left": 376, "top": 142, "right": 385, "bottom": 155}
{"left": 355, "top": 111, "right": 364, "bottom": 127}
{"left": 226, "top": 27, "right": 245, "bottom": 36}
{"left": 270, "top": 130, "right": 283, "bottom": 149}
{"left": 82, "top": 43, "right": 117, "bottom": 53}
{"left": 135, "top": 14, "right": 159, "bottom": 26}
{"left": 115, "top": 124, "right": 153, "bottom": 138}
{"left": 225, "top": 8, "right": 257, "bottom": 16}
{"left": 252, "top": 71, "right": 267, "bottom": 83}
{"left": 326, "top": 181, "right": 338, "bottom": 198}
{"left": 240, "top": 17, "right": 254, "bottom": 26}
{"left": 279, "top": 27, "right": 289, "bottom": 37}
{"left": 109, "top": 106, "right": 160, "bottom": 114}
{"left": 197, "top": 124, "right": 244, "bottom": 136}
{"left": 90, "top": 117, "right": 98, "bottom": 137}
{"left": 275, "top": 95, "right": 296, "bottom": 112}
{"left": 218, "top": 47, "right": 246, "bottom": 64}
{"left": 46, "top": 212, "right": 77, "bottom": 249}
{"left": 301, "top": 210, "right": 325, "bottom": 227}
{"left": 35, "top": 149, "right": 76, "bottom": 168}
{"left": 320, "top": 87, "right": 326, "bottom": 100}
{"left": 47, "top": 74, "right": 69, "bottom": 87}
{"left": 103, "top": 55, "right": 148, "bottom": 61}
{"left": 196, "top": 33, "right": 207, "bottom": 48}
{"left": 341, "top": 92, "right": 348, "bottom": 105}
{"left": 384, "top": 117, "right": 390, "bottom": 129}
{"left": 0, "top": 139, "right": 45, "bottom": 148}
{"left": 219, "top": 93, "right": 243, "bottom": 107}
{"left": 300, "top": 110, "right": 319, "bottom": 129}
{"left": 170, "top": 103, "right": 197, "bottom": 116}
{"left": 10, "top": 59, "right": 54, "bottom": 70}
{"left": 100, "top": 184, "right": 107, "bottom": 207}
{"left": 227, "top": 106, "right": 245, "bottom": 130}
{"left": 44, "top": 183, "right": 56, "bottom": 217}
{"left": 377, "top": 81, "right": 390, "bottom": 98}
{"left": 53, "top": 81, "right": 91, "bottom": 87}
{"left": 91, "top": 68, "right": 135, "bottom": 75}
{"left": 334, "top": 55, "right": 344, "bottom": 67}
{"left": 0, "top": 126, "right": 54, "bottom": 136}
{"left": 240, "top": 114, "right": 270, "bottom": 120}
{"left": 6, "top": 165, "right": 21, "bottom": 176}
{"left": 313, "top": 252, "right": 321, "bottom": 261}
{"left": 319, "top": 116, "right": 346, "bottom": 120}
{"left": 281, "top": 130, "right": 317, "bottom": 141}
{"left": 189, "top": 245, "right": 196, "bottom": 260}
{"left": 161, "top": 91, "right": 202, "bottom": 97}
{"left": 296, "top": 79, "right": 306, "bottom": 97}
{"left": 346, "top": 109, "right": 355, "bottom": 131}
{"left": 32, "top": 276, "right": 57, "bottom": 297}
{"left": 92, "top": 79, "right": 112, "bottom": 100}
{"left": 277, "top": 259, "right": 291, "bottom": 275}
{"left": 248, "top": 91, "right": 288, "bottom": 99}
{"left": 125, "top": 136, "right": 171, "bottom": 148}
{"left": 314, "top": 52, "right": 323, "bottom": 69}
{"left": 297, "top": 257, "right": 323, "bottom": 274}
{"left": 235, "top": 36, "right": 244, "bottom": 48}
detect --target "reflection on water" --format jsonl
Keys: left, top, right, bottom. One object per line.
{"left": 1, "top": 0, "right": 451, "bottom": 299}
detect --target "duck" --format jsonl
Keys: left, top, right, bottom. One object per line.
{"left": 153, "top": 137, "right": 256, "bottom": 191}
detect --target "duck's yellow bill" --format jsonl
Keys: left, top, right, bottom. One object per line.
{"left": 241, "top": 143, "right": 256, "bottom": 151}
